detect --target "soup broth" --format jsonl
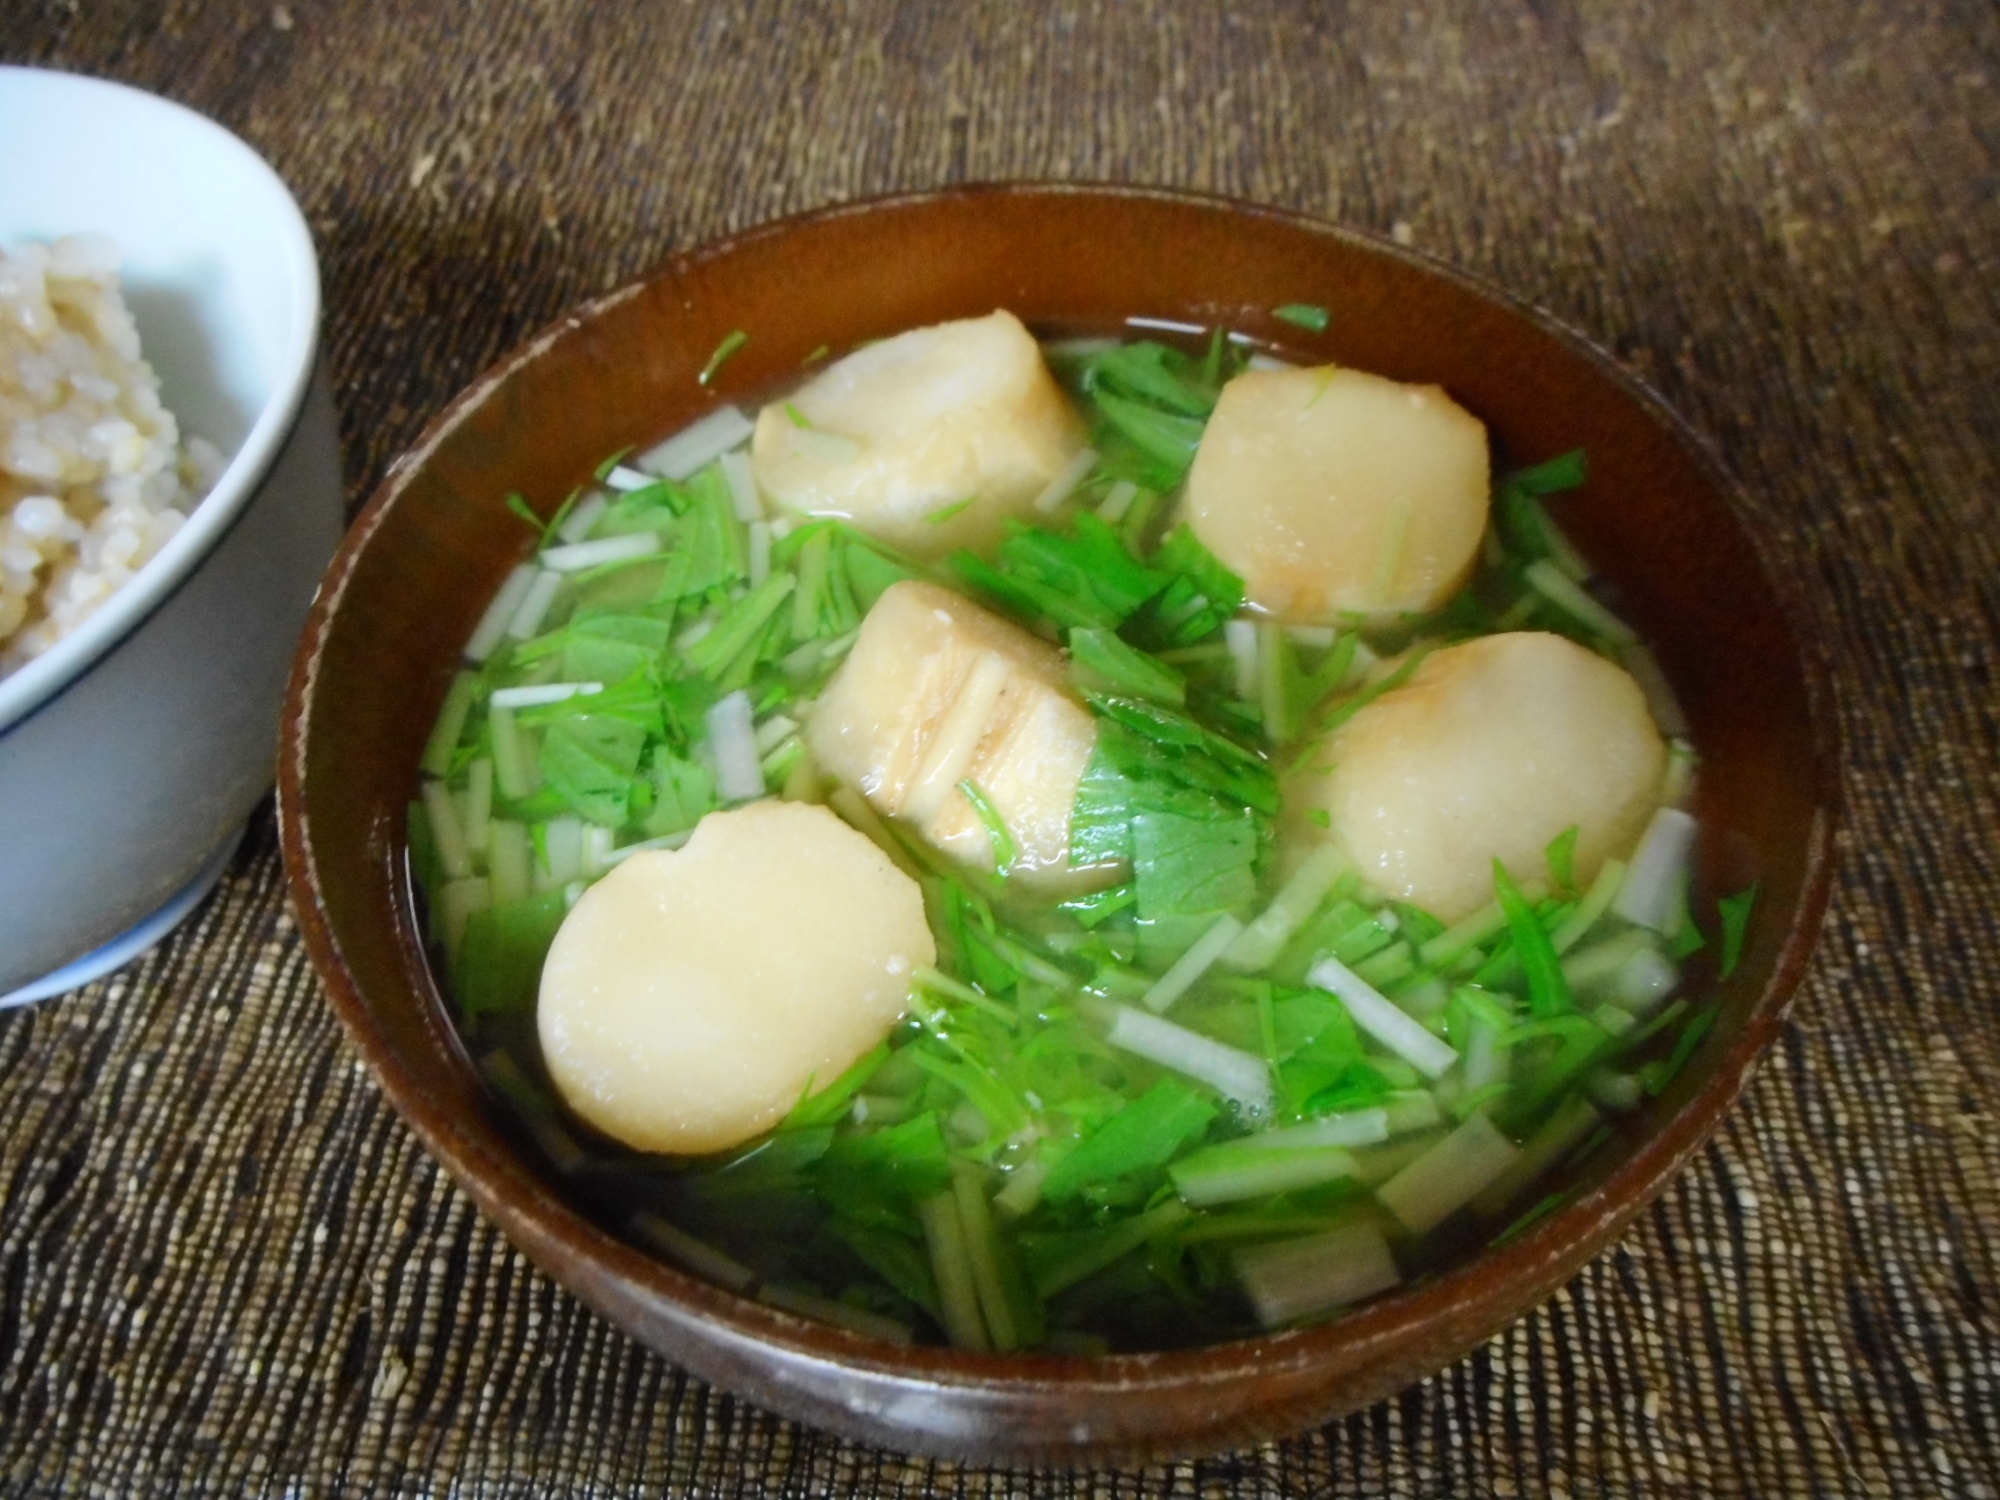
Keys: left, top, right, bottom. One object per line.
{"left": 407, "top": 318, "right": 1745, "bottom": 1353}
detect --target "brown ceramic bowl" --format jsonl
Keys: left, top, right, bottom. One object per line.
{"left": 279, "top": 184, "right": 1838, "bottom": 1464}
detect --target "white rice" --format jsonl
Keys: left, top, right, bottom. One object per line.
{"left": 0, "top": 234, "right": 223, "bottom": 676}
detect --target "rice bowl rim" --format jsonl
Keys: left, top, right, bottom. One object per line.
{"left": 0, "top": 65, "right": 322, "bottom": 735}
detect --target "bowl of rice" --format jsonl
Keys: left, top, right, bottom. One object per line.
{"left": 0, "top": 67, "right": 344, "bottom": 1002}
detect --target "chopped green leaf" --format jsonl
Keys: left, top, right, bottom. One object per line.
{"left": 1081, "top": 341, "right": 1218, "bottom": 417}
{"left": 1496, "top": 861, "right": 1572, "bottom": 1019}
{"left": 1087, "top": 695, "right": 1278, "bottom": 816}
{"left": 1039, "top": 1078, "right": 1217, "bottom": 1203}
{"left": 1493, "top": 1190, "right": 1569, "bottom": 1246}
{"left": 1545, "top": 825, "right": 1580, "bottom": 894}
{"left": 1512, "top": 449, "right": 1587, "bottom": 496}
{"left": 828, "top": 1220, "right": 940, "bottom": 1318}
{"left": 1273, "top": 303, "right": 1330, "bottom": 333}
{"left": 1718, "top": 882, "right": 1759, "bottom": 978}
{"left": 1068, "top": 628, "right": 1186, "bottom": 706}
{"left": 505, "top": 492, "right": 543, "bottom": 533}
{"left": 698, "top": 329, "right": 748, "bottom": 386}
{"left": 1133, "top": 809, "right": 1258, "bottom": 919}
{"left": 958, "top": 780, "right": 1020, "bottom": 874}
{"left": 1138, "top": 525, "right": 1247, "bottom": 648}
{"left": 784, "top": 1043, "right": 891, "bottom": 1129}
{"left": 591, "top": 448, "right": 634, "bottom": 481}
{"left": 456, "top": 891, "right": 571, "bottom": 1016}
{"left": 926, "top": 497, "right": 976, "bottom": 525}
{"left": 647, "top": 752, "right": 717, "bottom": 836}
{"left": 1669, "top": 874, "right": 1708, "bottom": 960}
{"left": 683, "top": 572, "right": 796, "bottom": 679}
{"left": 1288, "top": 647, "right": 1432, "bottom": 773}
{"left": 1093, "top": 390, "right": 1205, "bottom": 484}
{"left": 1059, "top": 883, "right": 1137, "bottom": 929}
{"left": 1639, "top": 1004, "right": 1718, "bottom": 1096}
{"left": 811, "top": 1112, "right": 953, "bottom": 1227}
{"left": 784, "top": 401, "right": 812, "bottom": 428}
{"left": 690, "top": 1125, "right": 836, "bottom": 1202}
{"left": 539, "top": 715, "right": 648, "bottom": 827}
{"left": 954, "top": 516, "right": 1169, "bottom": 631}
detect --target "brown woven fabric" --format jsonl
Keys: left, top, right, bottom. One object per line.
{"left": 2, "top": 1, "right": 1995, "bottom": 1493}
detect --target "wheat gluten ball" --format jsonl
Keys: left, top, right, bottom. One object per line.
{"left": 1289, "top": 632, "right": 1666, "bottom": 923}
{"left": 807, "top": 579, "right": 1108, "bottom": 891}
{"left": 536, "top": 800, "right": 934, "bottom": 1156}
{"left": 750, "top": 310, "right": 1086, "bottom": 560}
{"left": 1184, "top": 365, "right": 1490, "bottom": 621}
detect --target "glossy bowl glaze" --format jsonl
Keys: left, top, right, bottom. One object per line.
{"left": 279, "top": 184, "right": 1838, "bottom": 1464}
{"left": 0, "top": 67, "right": 344, "bottom": 998}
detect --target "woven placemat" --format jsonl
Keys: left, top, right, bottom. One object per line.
{"left": 2, "top": 1, "right": 1995, "bottom": 1494}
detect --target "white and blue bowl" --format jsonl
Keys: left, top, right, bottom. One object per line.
{"left": 0, "top": 67, "right": 344, "bottom": 1002}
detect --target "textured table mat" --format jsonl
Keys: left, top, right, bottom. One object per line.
{"left": 3, "top": 2, "right": 1996, "bottom": 1494}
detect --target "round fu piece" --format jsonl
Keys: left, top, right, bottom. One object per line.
{"left": 1184, "top": 364, "right": 1490, "bottom": 621}
{"left": 750, "top": 309, "right": 1086, "bottom": 560}
{"left": 1289, "top": 631, "right": 1666, "bottom": 923}
{"left": 806, "top": 579, "right": 1108, "bottom": 891}
{"left": 537, "top": 799, "right": 935, "bottom": 1156}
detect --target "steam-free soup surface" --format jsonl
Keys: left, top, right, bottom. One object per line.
{"left": 409, "top": 311, "right": 1736, "bottom": 1353}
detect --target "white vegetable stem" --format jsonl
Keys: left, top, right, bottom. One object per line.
{"left": 719, "top": 448, "right": 763, "bottom": 521}
{"left": 1549, "top": 857, "right": 1626, "bottom": 955}
{"left": 638, "top": 405, "right": 754, "bottom": 480}
{"left": 759, "top": 1284, "right": 913, "bottom": 1345}
{"left": 465, "top": 565, "right": 536, "bottom": 662}
{"left": 460, "top": 759, "right": 494, "bottom": 852}
{"left": 1225, "top": 843, "right": 1348, "bottom": 971}
{"left": 953, "top": 1165, "right": 1020, "bottom": 1352}
{"left": 917, "top": 1192, "right": 991, "bottom": 1353}
{"left": 706, "top": 691, "right": 765, "bottom": 803}
{"left": 556, "top": 492, "right": 609, "bottom": 541}
{"left": 535, "top": 817, "right": 584, "bottom": 892}
{"left": 1096, "top": 479, "right": 1139, "bottom": 522}
{"left": 1471, "top": 1095, "right": 1602, "bottom": 1218}
{"left": 1306, "top": 956, "right": 1459, "bottom": 1080}
{"left": 629, "top": 1211, "right": 755, "bottom": 1292}
{"left": 597, "top": 467, "right": 652, "bottom": 496}
{"left": 420, "top": 779, "right": 472, "bottom": 881}
{"left": 540, "top": 532, "right": 659, "bottom": 573}
{"left": 488, "top": 706, "right": 535, "bottom": 800}
{"left": 1620, "top": 641, "right": 1690, "bottom": 738}
{"left": 487, "top": 820, "right": 531, "bottom": 905}
{"left": 489, "top": 681, "right": 603, "bottom": 710}
{"left": 1244, "top": 1108, "right": 1391, "bottom": 1151}
{"left": 421, "top": 672, "right": 478, "bottom": 777}
{"left": 1523, "top": 559, "right": 1638, "bottom": 647}
{"left": 1613, "top": 806, "right": 1698, "bottom": 933}
{"left": 1225, "top": 618, "right": 1259, "bottom": 700}
{"left": 1171, "top": 1144, "right": 1358, "bottom": 1207}
{"left": 505, "top": 568, "right": 564, "bottom": 639}
{"left": 1376, "top": 1112, "right": 1521, "bottom": 1235}
{"left": 1031, "top": 445, "right": 1099, "bottom": 513}
{"left": 434, "top": 877, "right": 491, "bottom": 956}
{"left": 1233, "top": 1220, "right": 1401, "bottom": 1328}
{"left": 1106, "top": 1005, "right": 1273, "bottom": 1118}
{"left": 1142, "top": 913, "right": 1245, "bottom": 1013}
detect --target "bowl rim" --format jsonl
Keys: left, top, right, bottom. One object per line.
{"left": 0, "top": 65, "right": 322, "bottom": 733}
{"left": 280, "top": 180, "right": 1842, "bottom": 1456}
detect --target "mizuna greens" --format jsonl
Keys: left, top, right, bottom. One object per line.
{"left": 408, "top": 328, "right": 1751, "bottom": 1352}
